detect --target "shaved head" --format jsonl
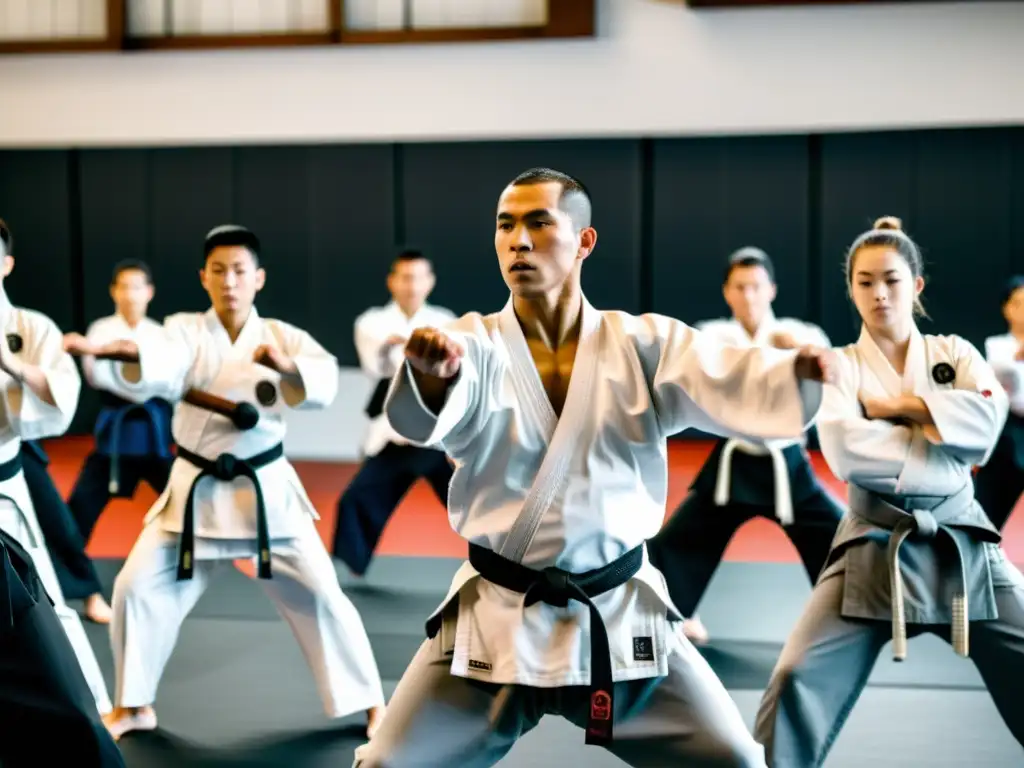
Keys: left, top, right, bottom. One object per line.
{"left": 508, "top": 167, "right": 592, "bottom": 230}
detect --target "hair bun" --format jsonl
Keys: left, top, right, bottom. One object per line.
{"left": 873, "top": 216, "right": 903, "bottom": 232}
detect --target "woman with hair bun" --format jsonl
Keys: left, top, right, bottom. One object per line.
{"left": 754, "top": 217, "right": 1024, "bottom": 765}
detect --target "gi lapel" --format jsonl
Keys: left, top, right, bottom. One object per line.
{"left": 856, "top": 325, "right": 903, "bottom": 396}
{"left": 901, "top": 326, "right": 929, "bottom": 394}
{"left": 497, "top": 297, "right": 603, "bottom": 564}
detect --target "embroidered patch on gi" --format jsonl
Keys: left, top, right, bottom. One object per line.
{"left": 932, "top": 362, "right": 955, "bottom": 385}
{"left": 981, "top": 389, "right": 993, "bottom": 398}
{"left": 590, "top": 690, "right": 612, "bottom": 721}
{"left": 255, "top": 380, "right": 278, "bottom": 406}
{"left": 468, "top": 659, "right": 492, "bottom": 672}
{"left": 633, "top": 636, "right": 654, "bottom": 662}
{"left": 6, "top": 333, "right": 22, "bottom": 353}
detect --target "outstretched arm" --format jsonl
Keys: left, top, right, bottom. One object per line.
{"left": 384, "top": 316, "right": 492, "bottom": 450}
{"left": 638, "top": 314, "right": 833, "bottom": 441}
{"left": 64, "top": 322, "right": 194, "bottom": 404}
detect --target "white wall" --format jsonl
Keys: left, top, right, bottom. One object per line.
{"left": 0, "top": 0, "right": 1021, "bottom": 147}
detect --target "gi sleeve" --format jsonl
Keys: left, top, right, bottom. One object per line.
{"left": 639, "top": 314, "right": 823, "bottom": 441}
{"left": 814, "top": 354, "right": 918, "bottom": 486}
{"left": 384, "top": 314, "right": 492, "bottom": 451}
{"left": 917, "top": 337, "right": 1009, "bottom": 466}
{"left": 271, "top": 322, "right": 338, "bottom": 410}
{"left": 0, "top": 313, "right": 80, "bottom": 440}
{"left": 90, "top": 317, "right": 195, "bottom": 404}
{"left": 986, "top": 336, "right": 1024, "bottom": 417}
{"left": 354, "top": 311, "right": 404, "bottom": 379}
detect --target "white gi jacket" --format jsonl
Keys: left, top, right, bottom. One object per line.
{"left": 697, "top": 311, "right": 831, "bottom": 524}
{"left": 0, "top": 296, "right": 80, "bottom": 562}
{"left": 92, "top": 308, "right": 337, "bottom": 553}
{"left": 985, "top": 333, "right": 1024, "bottom": 417}
{"left": 385, "top": 297, "right": 823, "bottom": 688}
{"left": 81, "top": 313, "right": 167, "bottom": 388}
{"left": 355, "top": 301, "right": 456, "bottom": 457}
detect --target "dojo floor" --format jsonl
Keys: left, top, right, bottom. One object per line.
{"left": 42, "top": 437, "right": 1024, "bottom": 767}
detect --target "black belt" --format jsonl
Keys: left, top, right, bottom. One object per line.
{"left": 465, "top": 542, "right": 643, "bottom": 746}
{"left": 0, "top": 452, "right": 23, "bottom": 483}
{"left": 364, "top": 378, "right": 389, "bottom": 418}
{"left": 175, "top": 443, "right": 284, "bottom": 582}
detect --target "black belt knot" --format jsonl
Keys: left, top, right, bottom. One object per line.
{"left": 213, "top": 454, "right": 239, "bottom": 480}
{"left": 464, "top": 542, "right": 644, "bottom": 747}
{"left": 530, "top": 567, "right": 575, "bottom": 608}
{"left": 175, "top": 443, "right": 283, "bottom": 582}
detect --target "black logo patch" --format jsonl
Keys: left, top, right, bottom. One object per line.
{"left": 6, "top": 333, "right": 22, "bottom": 353}
{"left": 932, "top": 362, "right": 956, "bottom": 385}
{"left": 468, "top": 659, "right": 492, "bottom": 672}
{"left": 633, "top": 636, "right": 654, "bottom": 662}
{"left": 255, "top": 380, "right": 277, "bottom": 406}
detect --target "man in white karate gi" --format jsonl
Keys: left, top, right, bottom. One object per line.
{"left": 353, "top": 168, "right": 837, "bottom": 767}
{"left": 332, "top": 249, "right": 456, "bottom": 576}
{"left": 64, "top": 224, "right": 386, "bottom": 741}
{"left": 0, "top": 217, "right": 113, "bottom": 719}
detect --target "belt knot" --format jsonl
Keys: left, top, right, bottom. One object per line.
{"left": 213, "top": 454, "right": 238, "bottom": 480}
{"left": 911, "top": 509, "right": 939, "bottom": 538}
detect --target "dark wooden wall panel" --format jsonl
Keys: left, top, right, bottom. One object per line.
{"left": 818, "top": 132, "right": 918, "bottom": 346}
{"left": 234, "top": 146, "right": 313, "bottom": 334}
{"left": 402, "top": 140, "right": 644, "bottom": 318}
{"left": 148, "top": 147, "right": 235, "bottom": 318}
{"left": 305, "top": 144, "right": 396, "bottom": 364}
{"left": 650, "top": 136, "right": 811, "bottom": 327}
{"left": 2, "top": 127, "right": 1023, "bottom": 440}
{"left": 0, "top": 150, "right": 76, "bottom": 330}
{"left": 914, "top": 129, "right": 1016, "bottom": 348}
{"left": 78, "top": 149, "right": 149, "bottom": 328}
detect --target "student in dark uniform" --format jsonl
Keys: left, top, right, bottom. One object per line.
{"left": 648, "top": 247, "right": 845, "bottom": 645}
{"left": 67, "top": 261, "right": 174, "bottom": 549}
{"left": 20, "top": 439, "right": 111, "bottom": 624}
{"left": 974, "top": 275, "right": 1024, "bottom": 529}
{"left": 0, "top": 526, "right": 126, "bottom": 766}
{"left": 332, "top": 251, "right": 455, "bottom": 576}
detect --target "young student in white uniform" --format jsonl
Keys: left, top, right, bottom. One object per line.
{"left": 973, "top": 275, "right": 1024, "bottom": 529}
{"left": 0, "top": 218, "right": 113, "bottom": 718}
{"left": 68, "top": 261, "right": 175, "bottom": 585}
{"left": 754, "top": 218, "right": 1024, "bottom": 765}
{"left": 353, "top": 168, "right": 837, "bottom": 768}
{"left": 648, "top": 248, "right": 845, "bottom": 645}
{"left": 332, "top": 250, "right": 456, "bottom": 576}
{"left": 63, "top": 225, "right": 386, "bottom": 741}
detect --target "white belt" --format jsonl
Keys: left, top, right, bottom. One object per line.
{"left": 713, "top": 438, "right": 798, "bottom": 526}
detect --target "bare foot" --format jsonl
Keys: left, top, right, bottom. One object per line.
{"left": 366, "top": 705, "right": 386, "bottom": 739}
{"left": 85, "top": 593, "right": 112, "bottom": 624}
{"left": 682, "top": 616, "right": 710, "bottom": 646}
{"left": 102, "top": 705, "right": 158, "bottom": 740}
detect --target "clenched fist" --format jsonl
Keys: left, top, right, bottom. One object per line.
{"left": 794, "top": 346, "right": 838, "bottom": 385}
{"left": 405, "top": 327, "right": 464, "bottom": 380}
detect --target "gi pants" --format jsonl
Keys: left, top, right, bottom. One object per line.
{"left": 649, "top": 442, "right": 843, "bottom": 617}
{"left": 333, "top": 443, "right": 452, "bottom": 576}
{"left": 111, "top": 519, "right": 386, "bottom": 718}
{"left": 0, "top": 528, "right": 125, "bottom": 767}
{"left": 68, "top": 452, "right": 173, "bottom": 542}
{"left": 20, "top": 442, "right": 105, "bottom": 600}
{"left": 353, "top": 629, "right": 766, "bottom": 768}
{"left": 753, "top": 571, "right": 1024, "bottom": 766}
